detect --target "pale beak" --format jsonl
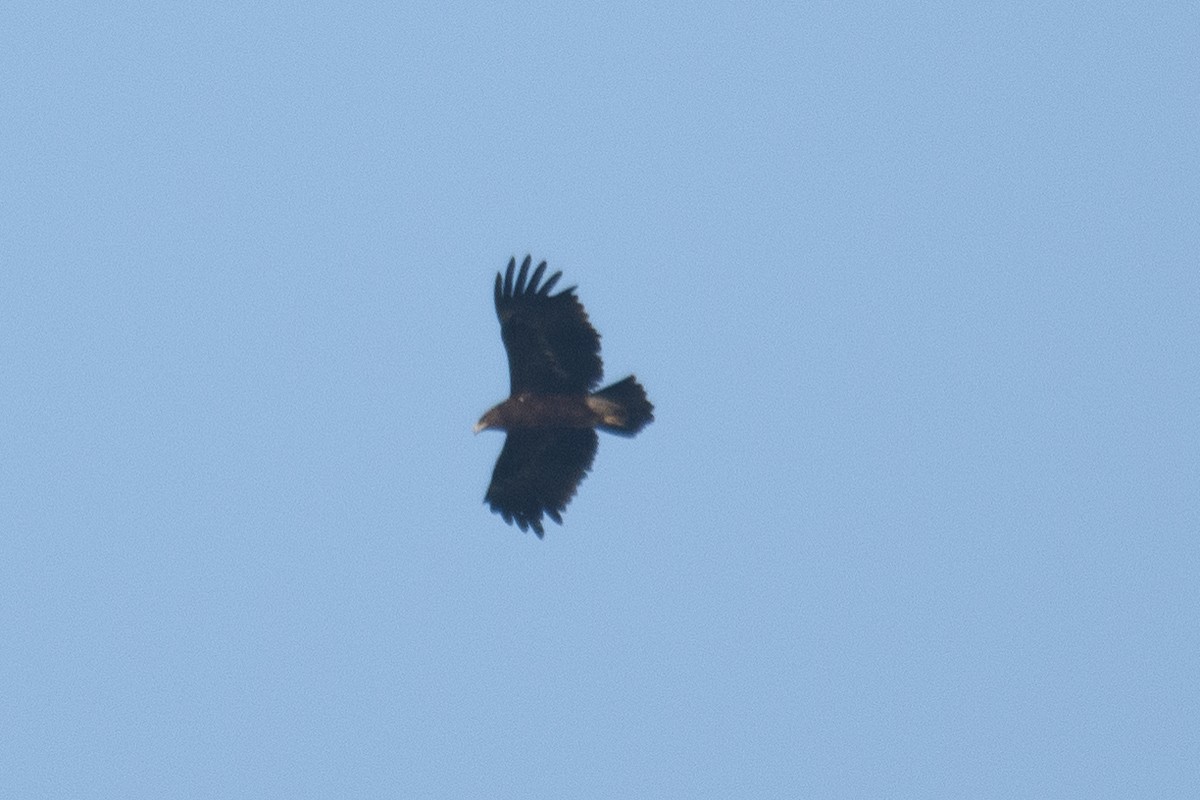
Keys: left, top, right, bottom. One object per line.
{"left": 473, "top": 421, "right": 486, "bottom": 434}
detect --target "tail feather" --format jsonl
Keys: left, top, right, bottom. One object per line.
{"left": 591, "top": 375, "right": 654, "bottom": 436}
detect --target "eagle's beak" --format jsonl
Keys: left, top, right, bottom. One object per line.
{"left": 473, "top": 421, "right": 486, "bottom": 434}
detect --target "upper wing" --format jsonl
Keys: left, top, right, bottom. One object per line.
{"left": 494, "top": 256, "right": 603, "bottom": 394}
{"left": 483, "top": 428, "right": 599, "bottom": 537}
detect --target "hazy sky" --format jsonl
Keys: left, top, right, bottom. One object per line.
{"left": 3, "top": 2, "right": 1196, "bottom": 797}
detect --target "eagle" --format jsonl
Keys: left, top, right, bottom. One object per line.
{"left": 475, "top": 256, "right": 654, "bottom": 537}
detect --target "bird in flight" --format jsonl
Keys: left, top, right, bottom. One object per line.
{"left": 475, "top": 256, "right": 654, "bottom": 537}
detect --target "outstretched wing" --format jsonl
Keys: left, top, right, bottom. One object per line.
{"left": 484, "top": 428, "right": 599, "bottom": 537}
{"left": 494, "top": 256, "right": 603, "bottom": 394}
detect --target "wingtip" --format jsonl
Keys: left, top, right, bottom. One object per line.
{"left": 515, "top": 256, "right": 531, "bottom": 294}
{"left": 527, "top": 260, "right": 547, "bottom": 294}
{"left": 539, "top": 271, "right": 563, "bottom": 295}
{"left": 503, "top": 257, "right": 516, "bottom": 297}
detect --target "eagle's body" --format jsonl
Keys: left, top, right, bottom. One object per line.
{"left": 475, "top": 256, "right": 653, "bottom": 536}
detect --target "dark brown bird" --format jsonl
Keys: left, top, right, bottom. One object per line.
{"left": 475, "top": 256, "right": 654, "bottom": 537}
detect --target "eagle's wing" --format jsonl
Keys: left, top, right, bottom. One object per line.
{"left": 484, "top": 428, "right": 598, "bottom": 537}
{"left": 494, "top": 256, "right": 603, "bottom": 395}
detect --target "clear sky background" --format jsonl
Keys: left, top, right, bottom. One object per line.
{"left": 3, "top": 2, "right": 1196, "bottom": 797}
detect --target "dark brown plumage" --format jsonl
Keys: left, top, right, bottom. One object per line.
{"left": 475, "top": 256, "right": 654, "bottom": 536}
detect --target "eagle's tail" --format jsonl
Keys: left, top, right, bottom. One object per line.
{"left": 591, "top": 375, "right": 654, "bottom": 436}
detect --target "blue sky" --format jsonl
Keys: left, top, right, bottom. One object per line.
{"left": 2, "top": 2, "right": 1196, "bottom": 797}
